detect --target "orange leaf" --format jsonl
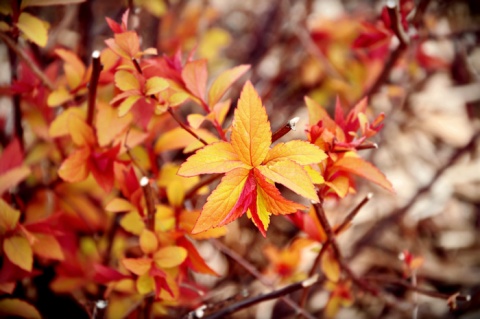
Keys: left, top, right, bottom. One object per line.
{"left": 58, "top": 147, "right": 90, "bottom": 183}
{"left": 265, "top": 140, "right": 327, "bottom": 165}
{"left": 16, "top": 12, "right": 49, "bottom": 47}
{"left": 192, "top": 168, "right": 249, "bottom": 234}
{"left": 0, "top": 166, "right": 31, "bottom": 196}
{"left": 0, "top": 299, "right": 41, "bottom": 319}
{"left": 178, "top": 237, "right": 218, "bottom": 276}
{"left": 254, "top": 168, "right": 306, "bottom": 216}
{"left": 178, "top": 141, "right": 250, "bottom": 177}
{"left": 31, "top": 234, "right": 64, "bottom": 260}
{"left": 122, "top": 258, "right": 152, "bottom": 276}
{"left": 68, "top": 113, "right": 95, "bottom": 146}
{"left": 96, "top": 101, "right": 132, "bottom": 147}
{"left": 55, "top": 48, "right": 86, "bottom": 89}
{"left": 153, "top": 246, "right": 187, "bottom": 268}
{"left": 105, "top": 198, "right": 136, "bottom": 213}
{"left": 3, "top": 236, "right": 33, "bottom": 272}
{"left": 333, "top": 155, "right": 394, "bottom": 192}
{"left": 258, "top": 160, "right": 319, "bottom": 202}
{"left": 208, "top": 64, "right": 250, "bottom": 106}
{"left": 182, "top": 59, "right": 208, "bottom": 102}
{"left": 48, "top": 107, "right": 85, "bottom": 138}
{"left": 231, "top": 81, "right": 271, "bottom": 167}
{"left": 0, "top": 199, "right": 20, "bottom": 235}
{"left": 325, "top": 176, "right": 350, "bottom": 198}
{"left": 139, "top": 229, "right": 158, "bottom": 255}
{"left": 114, "top": 31, "right": 140, "bottom": 58}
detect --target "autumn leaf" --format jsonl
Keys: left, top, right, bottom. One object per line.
{"left": 178, "top": 81, "right": 326, "bottom": 236}
{"left": 182, "top": 59, "right": 208, "bottom": 102}
{"left": 3, "top": 236, "right": 33, "bottom": 272}
{"left": 0, "top": 298, "right": 41, "bottom": 319}
{"left": 16, "top": 12, "right": 49, "bottom": 47}
{"left": 208, "top": 64, "right": 250, "bottom": 106}
{"left": 0, "top": 199, "right": 20, "bottom": 235}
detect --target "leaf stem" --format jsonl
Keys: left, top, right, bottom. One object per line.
{"left": 167, "top": 107, "right": 208, "bottom": 146}
{"left": 87, "top": 50, "right": 103, "bottom": 126}
{"left": 0, "top": 32, "right": 55, "bottom": 90}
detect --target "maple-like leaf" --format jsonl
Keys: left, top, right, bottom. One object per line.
{"left": 178, "top": 81, "right": 327, "bottom": 236}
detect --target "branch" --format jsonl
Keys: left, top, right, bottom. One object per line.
{"left": 272, "top": 117, "right": 299, "bottom": 143}
{"left": 87, "top": 50, "right": 103, "bottom": 126}
{"left": 0, "top": 32, "right": 55, "bottom": 91}
{"left": 351, "top": 131, "right": 480, "bottom": 258}
{"left": 185, "top": 174, "right": 222, "bottom": 200}
{"left": 140, "top": 176, "right": 156, "bottom": 231}
{"left": 168, "top": 107, "right": 208, "bottom": 146}
{"left": 210, "top": 239, "right": 316, "bottom": 319}
{"left": 386, "top": 1, "right": 410, "bottom": 46}
{"left": 196, "top": 275, "right": 319, "bottom": 319}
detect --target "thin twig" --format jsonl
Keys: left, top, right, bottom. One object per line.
{"left": 201, "top": 275, "right": 319, "bottom": 319}
{"left": 168, "top": 107, "right": 208, "bottom": 146}
{"left": 0, "top": 32, "right": 55, "bottom": 90}
{"left": 185, "top": 174, "right": 222, "bottom": 200}
{"left": 87, "top": 50, "right": 103, "bottom": 126}
{"left": 272, "top": 117, "right": 299, "bottom": 143}
{"left": 140, "top": 176, "right": 156, "bottom": 231}
{"left": 132, "top": 57, "right": 143, "bottom": 74}
{"left": 334, "top": 193, "right": 373, "bottom": 235}
{"left": 351, "top": 131, "right": 480, "bottom": 258}
{"left": 211, "top": 239, "right": 316, "bottom": 319}
{"left": 386, "top": 2, "right": 410, "bottom": 46}
{"left": 364, "top": 275, "right": 471, "bottom": 302}
{"left": 140, "top": 176, "right": 156, "bottom": 319}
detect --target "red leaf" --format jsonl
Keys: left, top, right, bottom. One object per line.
{"left": 93, "top": 264, "right": 130, "bottom": 284}
{"left": 0, "top": 138, "right": 23, "bottom": 174}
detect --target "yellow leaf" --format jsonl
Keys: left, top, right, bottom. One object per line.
{"left": 118, "top": 95, "right": 141, "bottom": 117}
{"left": 304, "top": 165, "right": 325, "bottom": 184}
{"left": 208, "top": 64, "right": 250, "bottom": 106}
{"left": 3, "top": 236, "right": 33, "bottom": 272}
{"left": 0, "top": 199, "right": 20, "bottom": 235}
{"left": 265, "top": 140, "right": 327, "bottom": 165}
{"left": 0, "top": 299, "right": 41, "bottom": 319}
{"left": 140, "top": 229, "right": 158, "bottom": 255}
{"left": 192, "top": 168, "right": 249, "bottom": 234}
{"left": 68, "top": 113, "right": 95, "bottom": 146}
{"left": 0, "top": 166, "right": 31, "bottom": 196}
{"left": 58, "top": 147, "right": 90, "bottom": 183}
{"left": 96, "top": 101, "right": 132, "bottom": 147}
{"left": 17, "top": 12, "right": 49, "bottom": 47}
{"left": 178, "top": 141, "right": 249, "bottom": 177}
{"left": 321, "top": 249, "right": 340, "bottom": 282}
{"left": 32, "top": 233, "right": 64, "bottom": 260}
{"left": 154, "top": 127, "right": 216, "bottom": 153}
{"left": 49, "top": 107, "right": 85, "bottom": 138}
{"left": 55, "top": 48, "right": 85, "bottom": 89}
{"left": 122, "top": 258, "right": 152, "bottom": 276}
{"left": 136, "top": 273, "right": 155, "bottom": 294}
{"left": 145, "top": 77, "right": 169, "bottom": 95}
{"left": 153, "top": 246, "right": 187, "bottom": 268}
{"left": 115, "top": 70, "right": 140, "bottom": 91}
{"left": 199, "top": 27, "right": 231, "bottom": 60}
{"left": 258, "top": 160, "right": 319, "bottom": 202}
{"left": 120, "top": 211, "right": 145, "bottom": 235}
{"left": 231, "top": 81, "right": 271, "bottom": 167}
{"left": 325, "top": 176, "right": 350, "bottom": 198}
{"left": 47, "top": 87, "right": 72, "bottom": 107}
{"left": 187, "top": 114, "right": 205, "bottom": 129}
{"left": 105, "top": 198, "right": 136, "bottom": 213}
